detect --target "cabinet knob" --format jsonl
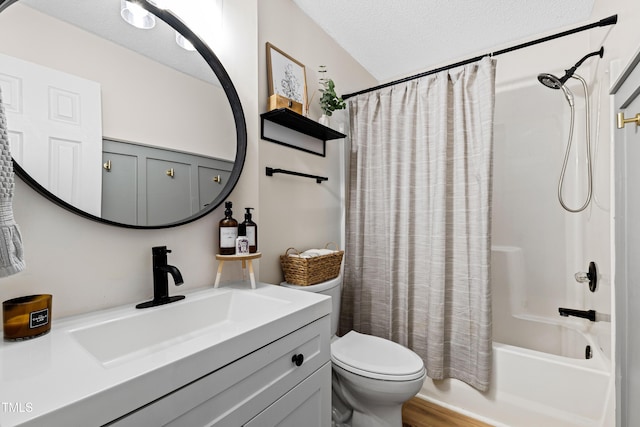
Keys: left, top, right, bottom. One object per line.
{"left": 291, "top": 353, "right": 304, "bottom": 367}
{"left": 213, "top": 175, "right": 222, "bottom": 184}
{"left": 166, "top": 168, "right": 175, "bottom": 178}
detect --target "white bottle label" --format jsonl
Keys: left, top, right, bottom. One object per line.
{"left": 220, "top": 227, "right": 238, "bottom": 248}
{"left": 245, "top": 226, "right": 256, "bottom": 246}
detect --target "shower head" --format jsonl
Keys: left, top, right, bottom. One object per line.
{"left": 537, "top": 47, "right": 605, "bottom": 90}
{"left": 538, "top": 73, "right": 563, "bottom": 89}
{"left": 538, "top": 73, "right": 575, "bottom": 105}
{"left": 537, "top": 47, "right": 603, "bottom": 105}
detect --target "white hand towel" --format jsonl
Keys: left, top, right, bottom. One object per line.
{"left": 0, "top": 87, "right": 25, "bottom": 277}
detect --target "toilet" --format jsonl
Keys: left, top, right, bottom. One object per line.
{"left": 282, "top": 276, "right": 426, "bottom": 427}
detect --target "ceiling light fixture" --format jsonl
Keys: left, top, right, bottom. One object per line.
{"left": 175, "top": 32, "right": 196, "bottom": 51}
{"left": 120, "top": 0, "right": 156, "bottom": 29}
{"left": 146, "top": 0, "right": 169, "bottom": 9}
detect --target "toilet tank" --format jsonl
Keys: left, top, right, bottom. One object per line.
{"left": 281, "top": 276, "right": 342, "bottom": 336}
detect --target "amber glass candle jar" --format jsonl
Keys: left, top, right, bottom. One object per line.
{"left": 3, "top": 294, "right": 52, "bottom": 341}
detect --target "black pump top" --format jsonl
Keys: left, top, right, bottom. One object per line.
{"left": 245, "top": 207, "right": 253, "bottom": 220}
{"left": 224, "top": 201, "right": 233, "bottom": 217}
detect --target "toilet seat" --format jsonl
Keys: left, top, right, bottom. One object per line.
{"left": 331, "top": 331, "right": 425, "bottom": 381}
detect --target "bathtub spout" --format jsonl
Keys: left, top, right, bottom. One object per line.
{"left": 558, "top": 307, "right": 596, "bottom": 321}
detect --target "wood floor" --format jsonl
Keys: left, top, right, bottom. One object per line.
{"left": 402, "top": 397, "right": 494, "bottom": 427}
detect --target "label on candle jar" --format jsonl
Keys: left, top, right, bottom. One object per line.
{"left": 29, "top": 308, "right": 49, "bottom": 329}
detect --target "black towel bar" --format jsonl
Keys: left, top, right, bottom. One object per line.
{"left": 265, "top": 167, "right": 328, "bottom": 184}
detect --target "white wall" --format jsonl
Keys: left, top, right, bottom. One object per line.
{"left": 488, "top": 1, "right": 640, "bottom": 353}
{"left": 491, "top": 30, "right": 611, "bottom": 337}
{"left": 0, "top": 0, "right": 259, "bottom": 319}
{"left": 492, "top": 78, "right": 577, "bottom": 318}
{"left": 589, "top": 0, "right": 640, "bottom": 368}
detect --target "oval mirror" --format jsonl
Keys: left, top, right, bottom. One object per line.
{"left": 0, "top": 0, "right": 246, "bottom": 228}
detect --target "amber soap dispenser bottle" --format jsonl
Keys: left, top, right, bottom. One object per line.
{"left": 242, "top": 207, "right": 258, "bottom": 253}
{"left": 219, "top": 201, "right": 238, "bottom": 255}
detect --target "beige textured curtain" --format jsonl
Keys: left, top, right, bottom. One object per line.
{"left": 340, "top": 57, "right": 496, "bottom": 391}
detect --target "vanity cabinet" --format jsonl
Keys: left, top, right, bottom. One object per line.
{"left": 244, "top": 363, "right": 331, "bottom": 427}
{"left": 108, "top": 315, "right": 331, "bottom": 426}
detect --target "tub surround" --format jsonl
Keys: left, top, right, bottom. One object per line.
{"left": 419, "top": 246, "right": 612, "bottom": 426}
{"left": 420, "top": 341, "right": 611, "bottom": 427}
{"left": 0, "top": 283, "right": 331, "bottom": 426}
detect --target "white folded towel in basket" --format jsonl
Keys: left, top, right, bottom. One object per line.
{"left": 289, "top": 248, "right": 337, "bottom": 258}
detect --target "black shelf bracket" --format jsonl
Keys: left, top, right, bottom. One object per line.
{"left": 266, "top": 167, "right": 328, "bottom": 184}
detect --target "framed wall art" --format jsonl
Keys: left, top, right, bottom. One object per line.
{"left": 266, "top": 42, "right": 307, "bottom": 108}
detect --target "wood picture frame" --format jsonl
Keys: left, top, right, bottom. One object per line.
{"left": 266, "top": 42, "right": 307, "bottom": 109}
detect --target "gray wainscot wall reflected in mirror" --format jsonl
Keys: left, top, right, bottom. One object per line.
{"left": 0, "top": 0, "right": 246, "bottom": 228}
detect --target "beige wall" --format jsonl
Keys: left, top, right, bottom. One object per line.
{"left": 257, "top": 0, "right": 377, "bottom": 284}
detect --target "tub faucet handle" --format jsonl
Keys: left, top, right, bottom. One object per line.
{"left": 574, "top": 261, "right": 597, "bottom": 292}
{"left": 574, "top": 271, "right": 589, "bottom": 282}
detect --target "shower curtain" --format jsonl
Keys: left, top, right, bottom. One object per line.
{"left": 340, "top": 57, "right": 496, "bottom": 391}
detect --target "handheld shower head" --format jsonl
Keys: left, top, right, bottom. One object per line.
{"left": 560, "top": 84, "right": 574, "bottom": 106}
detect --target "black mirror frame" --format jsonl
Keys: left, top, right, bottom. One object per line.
{"left": 0, "top": 0, "right": 247, "bottom": 229}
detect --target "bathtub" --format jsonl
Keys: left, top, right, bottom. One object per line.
{"left": 418, "top": 246, "right": 613, "bottom": 427}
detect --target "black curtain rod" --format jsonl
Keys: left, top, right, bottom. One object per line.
{"left": 342, "top": 14, "right": 618, "bottom": 100}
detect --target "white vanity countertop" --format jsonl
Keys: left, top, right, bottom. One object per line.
{"left": 0, "top": 282, "right": 330, "bottom": 427}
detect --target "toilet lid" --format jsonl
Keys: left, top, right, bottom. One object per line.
{"left": 331, "top": 331, "right": 425, "bottom": 381}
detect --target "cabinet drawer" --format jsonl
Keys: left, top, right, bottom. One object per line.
{"left": 244, "top": 362, "right": 331, "bottom": 427}
{"left": 108, "top": 315, "right": 330, "bottom": 426}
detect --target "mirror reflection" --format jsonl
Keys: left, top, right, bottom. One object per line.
{"left": 0, "top": 0, "right": 241, "bottom": 227}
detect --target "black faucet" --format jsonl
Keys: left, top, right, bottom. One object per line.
{"left": 558, "top": 307, "right": 596, "bottom": 322}
{"left": 136, "top": 246, "right": 185, "bottom": 309}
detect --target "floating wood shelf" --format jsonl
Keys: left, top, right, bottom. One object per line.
{"left": 260, "top": 108, "right": 346, "bottom": 156}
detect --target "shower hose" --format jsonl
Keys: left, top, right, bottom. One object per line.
{"left": 558, "top": 73, "right": 593, "bottom": 213}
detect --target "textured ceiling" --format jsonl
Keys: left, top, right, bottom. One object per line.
{"left": 293, "top": 0, "right": 596, "bottom": 82}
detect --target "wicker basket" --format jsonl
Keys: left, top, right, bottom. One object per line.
{"left": 280, "top": 243, "right": 344, "bottom": 286}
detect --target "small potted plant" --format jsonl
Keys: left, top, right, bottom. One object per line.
{"left": 318, "top": 65, "right": 346, "bottom": 126}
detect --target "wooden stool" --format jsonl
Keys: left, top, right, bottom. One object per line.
{"left": 214, "top": 252, "right": 262, "bottom": 289}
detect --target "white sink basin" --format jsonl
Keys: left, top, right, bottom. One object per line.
{"left": 71, "top": 290, "right": 290, "bottom": 366}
